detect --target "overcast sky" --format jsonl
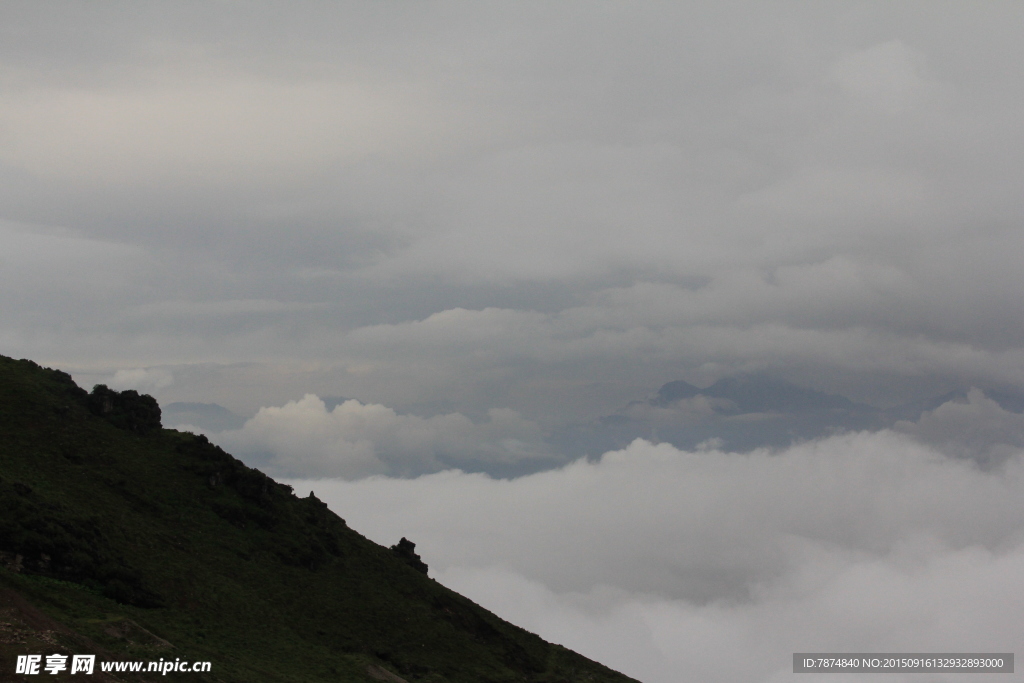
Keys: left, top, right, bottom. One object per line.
{"left": 5, "top": 1, "right": 1024, "bottom": 419}
{"left": 4, "top": 3, "right": 1024, "bottom": 681}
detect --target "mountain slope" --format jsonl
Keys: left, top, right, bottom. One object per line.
{"left": 0, "top": 355, "right": 637, "bottom": 683}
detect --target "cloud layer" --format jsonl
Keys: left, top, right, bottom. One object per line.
{"left": 295, "top": 432, "right": 1024, "bottom": 682}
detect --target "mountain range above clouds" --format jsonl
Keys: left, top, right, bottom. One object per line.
{"left": 551, "top": 375, "right": 1024, "bottom": 462}
{"left": 165, "top": 375, "right": 1024, "bottom": 479}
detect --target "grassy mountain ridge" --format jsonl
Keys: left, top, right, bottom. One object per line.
{"left": 0, "top": 355, "right": 637, "bottom": 683}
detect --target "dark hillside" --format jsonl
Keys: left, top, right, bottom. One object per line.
{"left": 0, "top": 356, "right": 637, "bottom": 683}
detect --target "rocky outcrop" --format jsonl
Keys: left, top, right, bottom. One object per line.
{"left": 390, "top": 537, "right": 428, "bottom": 575}
{"left": 88, "top": 384, "right": 162, "bottom": 434}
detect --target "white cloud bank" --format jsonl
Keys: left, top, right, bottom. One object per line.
{"left": 216, "top": 394, "right": 551, "bottom": 478}
{"left": 109, "top": 367, "right": 174, "bottom": 392}
{"left": 293, "top": 432, "right": 1024, "bottom": 683}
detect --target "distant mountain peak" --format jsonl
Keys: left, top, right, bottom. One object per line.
{"left": 653, "top": 374, "right": 860, "bottom": 414}
{"left": 653, "top": 380, "right": 703, "bottom": 405}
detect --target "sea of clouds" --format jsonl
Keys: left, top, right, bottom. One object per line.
{"left": 179, "top": 388, "right": 1024, "bottom": 681}
{"left": 285, "top": 431, "right": 1023, "bottom": 683}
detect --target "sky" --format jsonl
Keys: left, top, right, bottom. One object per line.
{"left": 4, "top": 2, "right": 1024, "bottom": 681}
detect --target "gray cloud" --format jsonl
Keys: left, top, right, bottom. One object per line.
{"left": 896, "top": 389, "right": 1024, "bottom": 466}
{"left": 4, "top": 4, "right": 1024, "bottom": 419}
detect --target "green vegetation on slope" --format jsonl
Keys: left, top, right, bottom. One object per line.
{"left": 0, "top": 356, "right": 637, "bottom": 683}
